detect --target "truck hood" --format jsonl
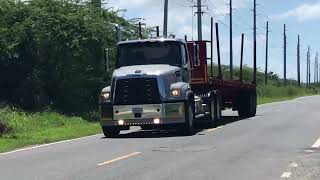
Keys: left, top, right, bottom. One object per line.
{"left": 112, "top": 64, "right": 180, "bottom": 78}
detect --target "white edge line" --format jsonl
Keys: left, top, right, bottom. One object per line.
{"left": 0, "top": 134, "right": 102, "bottom": 156}
{"left": 311, "top": 137, "right": 320, "bottom": 148}
{"left": 207, "top": 126, "right": 224, "bottom": 132}
{"left": 97, "top": 152, "right": 142, "bottom": 166}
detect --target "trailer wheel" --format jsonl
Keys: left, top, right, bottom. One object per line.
{"left": 238, "top": 92, "right": 256, "bottom": 118}
{"left": 250, "top": 92, "right": 257, "bottom": 117}
{"left": 180, "top": 100, "right": 195, "bottom": 136}
{"left": 102, "top": 127, "right": 120, "bottom": 138}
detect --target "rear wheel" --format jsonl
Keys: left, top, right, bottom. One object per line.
{"left": 209, "top": 94, "right": 222, "bottom": 127}
{"left": 214, "top": 94, "right": 222, "bottom": 123}
{"left": 250, "top": 92, "right": 257, "bottom": 117}
{"left": 238, "top": 92, "right": 257, "bottom": 118}
{"left": 102, "top": 127, "right": 120, "bottom": 138}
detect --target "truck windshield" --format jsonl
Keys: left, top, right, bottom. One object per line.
{"left": 115, "top": 41, "right": 181, "bottom": 68}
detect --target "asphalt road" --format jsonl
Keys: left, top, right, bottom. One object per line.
{"left": 1, "top": 96, "right": 320, "bottom": 180}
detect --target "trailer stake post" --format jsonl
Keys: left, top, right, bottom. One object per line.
{"left": 211, "top": 17, "right": 214, "bottom": 78}
{"left": 156, "top": 26, "right": 160, "bottom": 37}
{"left": 215, "top": 23, "right": 222, "bottom": 79}
{"left": 240, "top": 33, "right": 244, "bottom": 83}
{"left": 139, "top": 22, "right": 142, "bottom": 39}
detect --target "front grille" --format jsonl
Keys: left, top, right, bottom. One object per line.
{"left": 114, "top": 78, "right": 161, "bottom": 105}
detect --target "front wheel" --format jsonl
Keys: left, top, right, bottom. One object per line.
{"left": 180, "top": 101, "right": 195, "bottom": 136}
{"left": 102, "top": 127, "right": 120, "bottom": 138}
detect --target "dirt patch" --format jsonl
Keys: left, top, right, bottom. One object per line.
{"left": 0, "top": 121, "right": 12, "bottom": 137}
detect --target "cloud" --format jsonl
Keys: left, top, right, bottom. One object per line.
{"left": 106, "top": 0, "right": 249, "bottom": 39}
{"left": 270, "top": 1, "right": 320, "bottom": 22}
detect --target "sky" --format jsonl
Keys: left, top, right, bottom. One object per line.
{"left": 106, "top": 0, "right": 320, "bottom": 82}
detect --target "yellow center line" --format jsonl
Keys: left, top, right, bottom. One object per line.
{"left": 207, "top": 126, "right": 224, "bottom": 132}
{"left": 97, "top": 152, "right": 142, "bottom": 167}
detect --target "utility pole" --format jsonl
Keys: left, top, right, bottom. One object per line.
{"left": 315, "top": 52, "right": 318, "bottom": 84}
{"left": 265, "top": 21, "right": 269, "bottom": 85}
{"left": 297, "top": 35, "right": 301, "bottom": 87}
{"left": 163, "top": 0, "right": 168, "bottom": 37}
{"left": 229, "top": 0, "right": 233, "bottom": 80}
{"left": 307, "top": 48, "right": 309, "bottom": 88}
{"left": 317, "top": 52, "right": 319, "bottom": 83}
{"left": 317, "top": 53, "right": 319, "bottom": 84}
{"left": 197, "top": 0, "right": 202, "bottom": 40}
{"left": 253, "top": 0, "right": 257, "bottom": 84}
{"left": 313, "top": 56, "right": 317, "bottom": 84}
{"left": 283, "top": 24, "right": 287, "bottom": 86}
{"left": 307, "top": 46, "right": 311, "bottom": 88}
{"left": 319, "top": 54, "right": 320, "bottom": 84}
{"left": 309, "top": 47, "right": 311, "bottom": 87}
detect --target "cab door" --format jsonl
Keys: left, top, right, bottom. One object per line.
{"left": 181, "top": 43, "right": 191, "bottom": 83}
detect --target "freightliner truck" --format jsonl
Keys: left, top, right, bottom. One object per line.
{"left": 99, "top": 25, "right": 257, "bottom": 137}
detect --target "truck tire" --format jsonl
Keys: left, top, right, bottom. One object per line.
{"left": 209, "top": 93, "right": 222, "bottom": 127}
{"left": 238, "top": 92, "right": 257, "bottom": 118}
{"left": 250, "top": 92, "right": 257, "bottom": 117}
{"left": 214, "top": 94, "right": 222, "bottom": 123}
{"left": 102, "top": 127, "right": 120, "bottom": 138}
{"left": 180, "top": 100, "right": 195, "bottom": 136}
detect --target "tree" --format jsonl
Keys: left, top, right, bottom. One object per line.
{"left": 0, "top": 0, "right": 142, "bottom": 112}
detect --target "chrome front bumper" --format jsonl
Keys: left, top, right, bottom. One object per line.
{"left": 100, "top": 102, "right": 186, "bottom": 126}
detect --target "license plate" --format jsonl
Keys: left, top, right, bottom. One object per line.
{"left": 132, "top": 107, "right": 143, "bottom": 114}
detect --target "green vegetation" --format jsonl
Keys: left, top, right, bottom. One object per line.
{"left": 257, "top": 85, "right": 319, "bottom": 104}
{"left": 0, "top": 0, "right": 142, "bottom": 113}
{"left": 0, "top": 107, "right": 100, "bottom": 153}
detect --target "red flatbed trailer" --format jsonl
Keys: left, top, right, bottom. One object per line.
{"left": 187, "top": 39, "right": 257, "bottom": 117}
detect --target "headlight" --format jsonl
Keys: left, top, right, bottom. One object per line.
{"left": 170, "top": 89, "right": 181, "bottom": 97}
{"left": 100, "top": 92, "right": 111, "bottom": 102}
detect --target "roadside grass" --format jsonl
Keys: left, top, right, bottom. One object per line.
{"left": 257, "top": 85, "right": 320, "bottom": 105}
{"left": 0, "top": 108, "right": 100, "bottom": 153}
{"left": 0, "top": 85, "right": 319, "bottom": 153}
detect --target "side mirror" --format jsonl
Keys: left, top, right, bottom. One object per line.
{"left": 104, "top": 48, "right": 109, "bottom": 73}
